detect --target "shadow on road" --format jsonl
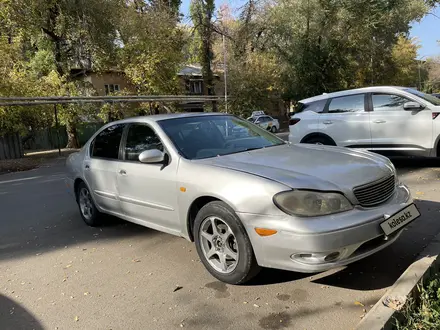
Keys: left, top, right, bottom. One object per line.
{"left": 391, "top": 156, "right": 440, "bottom": 176}
{"left": 0, "top": 212, "right": 166, "bottom": 263}
{"left": 0, "top": 294, "right": 43, "bottom": 330}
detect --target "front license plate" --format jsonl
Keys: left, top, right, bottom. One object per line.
{"left": 380, "top": 204, "right": 420, "bottom": 236}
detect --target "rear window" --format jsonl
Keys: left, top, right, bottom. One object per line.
{"left": 297, "top": 99, "right": 327, "bottom": 113}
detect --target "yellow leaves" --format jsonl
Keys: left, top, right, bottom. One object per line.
{"left": 354, "top": 301, "right": 365, "bottom": 307}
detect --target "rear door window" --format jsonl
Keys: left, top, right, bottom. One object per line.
{"left": 328, "top": 94, "right": 365, "bottom": 113}
{"left": 91, "top": 124, "right": 125, "bottom": 159}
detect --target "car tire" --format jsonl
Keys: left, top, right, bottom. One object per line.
{"left": 271, "top": 126, "right": 277, "bottom": 133}
{"left": 303, "top": 136, "right": 335, "bottom": 146}
{"left": 76, "top": 182, "right": 103, "bottom": 227}
{"left": 194, "top": 201, "right": 261, "bottom": 284}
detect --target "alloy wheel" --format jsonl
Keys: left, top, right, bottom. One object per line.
{"left": 199, "top": 216, "right": 239, "bottom": 274}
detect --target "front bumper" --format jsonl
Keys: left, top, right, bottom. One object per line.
{"left": 238, "top": 184, "right": 414, "bottom": 273}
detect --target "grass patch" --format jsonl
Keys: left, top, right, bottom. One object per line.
{"left": 395, "top": 272, "right": 440, "bottom": 330}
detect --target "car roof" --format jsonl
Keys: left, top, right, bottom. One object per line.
{"left": 109, "top": 112, "right": 228, "bottom": 125}
{"left": 300, "top": 86, "right": 408, "bottom": 103}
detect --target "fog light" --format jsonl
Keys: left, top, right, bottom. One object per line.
{"left": 324, "top": 252, "right": 340, "bottom": 262}
{"left": 291, "top": 251, "right": 342, "bottom": 265}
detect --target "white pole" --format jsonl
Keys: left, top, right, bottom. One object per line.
{"left": 222, "top": 34, "right": 228, "bottom": 113}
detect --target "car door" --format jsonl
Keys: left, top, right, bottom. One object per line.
{"left": 116, "top": 123, "right": 180, "bottom": 232}
{"left": 368, "top": 93, "right": 432, "bottom": 152}
{"left": 319, "top": 93, "right": 371, "bottom": 147}
{"left": 84, "top": 123, "right": 125, "bottom": 213}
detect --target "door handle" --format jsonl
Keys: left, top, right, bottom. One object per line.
{"left": 118, "top": 169, "right": 127, "bottom": 175}
{"left": 373, "top": 120, "right": 386, "bottom": 124}
{"left": 323, "top": 120, "right": 333, "bottom": 125}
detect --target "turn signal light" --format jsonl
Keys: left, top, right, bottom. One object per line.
{"left": 433, "top": 113, "right": 440, "bottom": 120}
{"left": 255, "top": 228, "right": 278, "bottom": 236}
{"left": 289, "top": 118, "right": 301, "bottom": 126}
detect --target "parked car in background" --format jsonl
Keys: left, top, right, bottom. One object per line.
{"left": 433, "top": 93, "right": 440, "bottom": 99}
{"left": 66, "top": 113, "right": 418, "bottom": 284}
{"left": 289, "top": 86, "right": 440, "bottom": 157}
{"left": 247, "top": 114, "right": 280, "bottom": 133}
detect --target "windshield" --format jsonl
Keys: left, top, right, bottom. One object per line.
{"left": 404, "top": 88, "right": 440, "bottom": 106}
{"left": 158, "top": 115, "right": 285, "bottom": 160}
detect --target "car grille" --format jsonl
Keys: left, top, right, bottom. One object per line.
{"left": 353, "top": 175, "right": 396, "bottom": 207}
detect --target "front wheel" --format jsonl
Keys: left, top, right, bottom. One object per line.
{"left": 194, "top": 201, "right": 261, "bottom": 284}
{"left": 271, "top": 126, "right": 278, "bottom": 133}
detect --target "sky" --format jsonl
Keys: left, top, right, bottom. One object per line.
{"left": 410, "top": 6, "right": 440, "bottom": 59}
{"left": 180, "top": 1, "right": 440, "bottom": 59}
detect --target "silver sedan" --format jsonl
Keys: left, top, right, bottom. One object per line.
{"left": 65, "top": 113, "right": 420, "bottom": 284}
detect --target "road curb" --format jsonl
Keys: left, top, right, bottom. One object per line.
{"left": 356, "top": 233, "right": 440, "bottom": 330}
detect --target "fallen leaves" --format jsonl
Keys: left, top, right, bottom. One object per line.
{"left": 354, "top": 301, "right": 365, "bottom": 307}
{"left": 74, "top": 316, "right": 79, "bottom": 322}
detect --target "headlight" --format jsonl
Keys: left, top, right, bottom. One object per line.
{"left": 273, "top": 190, "right": 353, "bottom": 217}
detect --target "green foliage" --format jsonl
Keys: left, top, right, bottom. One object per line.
{"left": 396, "top": 272, "right": 440, "bottom": 330}
{"left": 119, "top": 7, "right": 185, "bottom": 95}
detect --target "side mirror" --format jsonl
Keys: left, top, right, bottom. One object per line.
{"left": 138, "top": 149, "right": 164, "bottom": 164}
{"left": 403, "top": 101, "right": 424, "bottom": 111}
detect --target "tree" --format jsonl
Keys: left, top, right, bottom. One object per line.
{"left": 119, "top": 5, "right": 185, "bottom": 95}
{"left": 6, "top": 0, "right": 123, "bottom": 147}
{"left": 190, "top": 0, "right": 217, "bottom": 110}
{"left": 390, "top": 35, "right": 420, "bottom": 87}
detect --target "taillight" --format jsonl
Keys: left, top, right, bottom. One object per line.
{"left": 289, "top": 118, "right": 301, "bottom": 126}
{"left": 433, "top": 113, "right": 440, "bottom": 120}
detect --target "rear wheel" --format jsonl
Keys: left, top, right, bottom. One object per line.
{"left": 194, "top": 201, "right": 261, "bottom": 284}
{"left": 303, "top": 135, "right": 335, "bottom": 146}
{"left": 271, "top": 126, "right": 277, "bottom": 133}
{"left": 77, "top": 182, "right": 102, "bottom": 226}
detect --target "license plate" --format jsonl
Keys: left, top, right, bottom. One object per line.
{"left": 380, "top": 204, "right": 420, "bottom": 236}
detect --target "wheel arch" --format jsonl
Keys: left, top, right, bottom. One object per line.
{"left": 187, "top": 196, "right": 236, "bottom": 242}
{"left": 300, "top": 132, "right": 336, "bottom": 145}
{"left": 434, "top": 134, "right": 440, "bottom": 157}
{"left": 74, "top": 178, "right": 85, "bottom": 202}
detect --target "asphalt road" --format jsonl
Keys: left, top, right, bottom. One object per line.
{"left": 1, "top": 155, "right": 440, "bottom": 330}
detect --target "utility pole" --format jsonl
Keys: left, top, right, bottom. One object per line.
{"left": 53, "top": 104, "right": 62, "bottom": 156}
{"left": 222, "top": 34, "right": 228, "bottom": 113}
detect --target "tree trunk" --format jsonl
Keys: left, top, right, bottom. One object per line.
{"left": 66, "top": 120, "right": 80, "bottom": 149}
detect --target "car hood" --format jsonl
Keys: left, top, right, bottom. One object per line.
{"left": 196, "top": 144, "right": 394, "bottom": 193}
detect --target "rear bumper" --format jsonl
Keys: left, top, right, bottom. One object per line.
{"left": 238, "top": 184, "right": 414, "bottom": 273}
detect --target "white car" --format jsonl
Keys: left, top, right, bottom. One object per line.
{"left": 248, "top": 115, "right": 280, "bottom": 133}
{"left": 289, "top": 86, "right": 440, "bottom": 157}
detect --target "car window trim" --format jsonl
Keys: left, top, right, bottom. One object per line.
{"left": 324, "top": 93, "right": 367, "bottom": 114}
{"left": 120, "top": 122, "right": 170, "bottom": 165}
{"left": 90, "top": 123, "right": 126, "bottom": 161}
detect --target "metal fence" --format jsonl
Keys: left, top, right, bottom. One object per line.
{"left": 0, "top": 133, "right": 23, "bottom": 160}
